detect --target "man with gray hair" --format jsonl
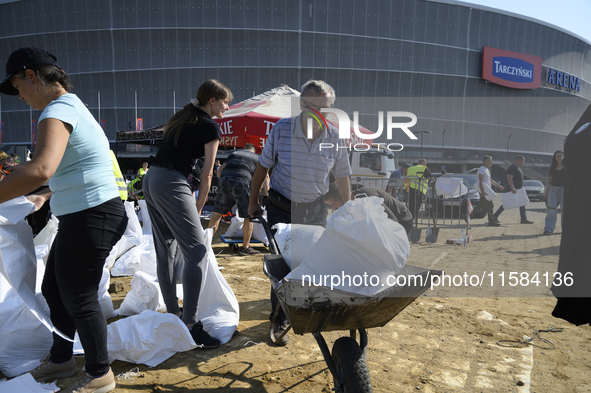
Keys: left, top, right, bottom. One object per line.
{"left": 248, "top": 79, "right": 352, "bottom": 345}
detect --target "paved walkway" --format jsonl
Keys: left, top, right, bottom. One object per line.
{"left": 408, "top": 198, "right": 561, "bottom": 298}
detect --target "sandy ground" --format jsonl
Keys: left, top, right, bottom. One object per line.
{"left": 5, "top": 199, "right": 591, "bottom": 392}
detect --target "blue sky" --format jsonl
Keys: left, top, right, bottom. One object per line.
{"left": 464, "top": 0, "right": 591, "bottom": 43}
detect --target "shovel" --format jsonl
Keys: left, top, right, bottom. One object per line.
{"left": 429, "top": 200, "right": 440, "bottom": 243}
{"left": 409, "top": 192, "right": 422, "bottom": 243}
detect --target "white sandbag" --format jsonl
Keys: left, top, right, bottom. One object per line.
{"left": 104, "top": 202, "right": 143, "bottom": 270}
{"left": 110, "top": 235, "right": 156, "bottom": 277}
{"left": 104, "top": 236, "right": 140, "bottom": 270}
{"left": 436, "top": 177, "right": 467, "bottom": 198}
{"left": 0, "top": 196, "right": 36, "bottom": 225}
{"left": 98, "top": 266, "right": 116, "bottom": 320}
{"left": 123, "top": 201, "right": 143, "bottom": 239}
{"left": 195, "top": 229, "right": 239, "bottom": 345}
{"left": 138, "top": 200, "right": 152, "bottom": 235}
{"left": 106, "top": 311, "right": 197, "bottom": 367}
{"left": 115, "top": 271, "right": 166, "bottom": 316}
{"left": 223, "top": 213, "right": 268, "bottom": 244}
{"left": 501, "top": 188, "right": 530, "bottom": 209}
{"left": 32, "top": 215, "right": 59, "bottom": 261}
{"left": 0, "top": 197, "right": 66, "bottom": 341}
{"left": 481, "top": 183, "right": 497, "bottom": 201}
{"left": 273, "top": 223, "right": 325, "bottom": 270}
{"left": 0, "top": 372, "right": 60, "bottom": 392}
{"left": 0, "top": 296, "right": 53, "bottom": 377}
{"left": 288, "top": 197, "right": 410, "bottom": 296}
{"left": 223, "top": 216, "right": 243, "bottom": 237}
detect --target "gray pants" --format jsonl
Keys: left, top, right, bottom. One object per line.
{"left": 143, "top": 166, "right": 206, "bottom": 325}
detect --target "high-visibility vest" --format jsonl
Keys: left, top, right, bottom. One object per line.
{"left": 138, "top": 167, "right": 148, "bottom": 176}
{"left": 405, "top": 165, "right": 428, "bottom": 194}
{"left": 110, "top": 150, "right": 128, "bottom": 200}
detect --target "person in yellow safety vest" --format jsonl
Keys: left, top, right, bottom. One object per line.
{"left": 137, "top": 161, "right": 149, "bottom": 176}
{"left": 110, "top": 150, "right": 128, "bottom": 200}
{"left": 405, "top": 158, "right": 432, "bottom": 220}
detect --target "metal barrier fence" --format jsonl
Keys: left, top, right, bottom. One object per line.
{"left": 350, "top": 176, "right": 471, "bottom": 228}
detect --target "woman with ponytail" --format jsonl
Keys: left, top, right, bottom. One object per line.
{"left": 143, "top": 79, "right": 232, "bottom": 347}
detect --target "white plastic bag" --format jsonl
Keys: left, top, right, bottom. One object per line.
{"left": 501, "top": 188, "right": 530, "bottom": 209}
{"left": 288, "top": 197, "right": 410, "bottom": 296}
{"left": 195, "top": 229, "right": 239, "bottom": 345}
{"left": 273, "top": 223, "right": 325, "bottom": 270}
{"left": 106, "top": 311, "right": 196, "bottom": 367}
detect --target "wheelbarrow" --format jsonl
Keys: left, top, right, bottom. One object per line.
{"left": 256, "top": 213, "right": 443, "bottom": 393}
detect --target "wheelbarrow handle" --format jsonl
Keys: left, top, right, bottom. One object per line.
{"left": 254, "top": 211, "right": 280, "bottom": 255}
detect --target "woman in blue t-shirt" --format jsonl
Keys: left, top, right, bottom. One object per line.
{"left": 143, "top": 79, "right": 231, "bottom": 348}
{"left": 0, "top": 47, "right": 127, "bottom": 392}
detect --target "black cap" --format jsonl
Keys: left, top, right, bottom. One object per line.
{"left": 0, "top": 47, "right": 59, "bottom": 95}
{"left": 401, "top": 163, "right": 411, "bottom": 168}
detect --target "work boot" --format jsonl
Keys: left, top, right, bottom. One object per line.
{"left": 488, "top": 220, "right": 501, "bottom": 227}
{"left": 29, "top": 355, "right": 78, "bottom": 382}
{"left": 521, "top": 219, "right": 534, "bottom": 224}
{"left": 190, "top": 321, "right": 221, "bottom": 349}
{"left": 270, "top": 321, "right": 290, "bottom": 346}
{"left": 61, "top": 369, "right": 116, "bottom": 393}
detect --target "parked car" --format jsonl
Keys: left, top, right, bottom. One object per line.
{"left": 425, "top": 173, "right": 483, "bottom": 218}
{"left": 522, "top": 180, "right": 546, "bottom": 202}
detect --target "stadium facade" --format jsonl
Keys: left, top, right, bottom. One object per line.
{"left": 0, "top": 0, "right": 589, "bottom": 173}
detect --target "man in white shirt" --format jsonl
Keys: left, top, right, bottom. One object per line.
{"left": 472, "top": 155, "right": 504, "bottom": 226}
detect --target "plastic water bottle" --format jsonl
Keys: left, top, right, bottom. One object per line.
{"left": 461, "top": 229, "right": 466, "bottom": 246}
{"left": 426, "top": 224, "right": 432, "bottom": 243}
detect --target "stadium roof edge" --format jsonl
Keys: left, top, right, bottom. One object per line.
{"left": 430, "top": 0, "right": 591, "bottom": 45}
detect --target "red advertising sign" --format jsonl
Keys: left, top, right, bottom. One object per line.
{"left": 482, "top": 46, "right": 542, "bottom": 89}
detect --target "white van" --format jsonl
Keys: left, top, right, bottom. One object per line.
{"left": 349, "top": 145, "right": 398, "bottom": 189}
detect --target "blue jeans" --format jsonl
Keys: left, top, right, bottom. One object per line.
{"left": 494, "top": 204, "right": 527, "bottom": 221}
{"left": 43, "top": 198, "right": 127, "bottom": 377}
{"left": 544, "top": 185, "right": 564, "bottom": 233}
{"left": 143, "top": 166, "right": 207, "bottom": 325}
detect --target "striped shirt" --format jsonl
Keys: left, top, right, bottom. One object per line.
{"left": 259, "top": 114, "right": 352, "bottom": 203}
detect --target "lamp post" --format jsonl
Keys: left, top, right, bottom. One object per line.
{"left": 506, "top": 132, "right": 512, "bottom": 161}
{"left": 441, "top": 128, "right": 446, "bottom": 158}
{"left": 415, "top": 130, "right": 431, "bottom": 158}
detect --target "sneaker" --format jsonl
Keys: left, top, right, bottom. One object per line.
{"left": 191, "top": 321, "right": 221, "bottom": 349}
{"left": 488, "top": 220, "right": 501, "bottom": 227}
{"left": 521, "top": 220, "right": 534, "bottom": 224}
{"left": 61, "top": 369, "right": 115, "bottom": 393}
{"left": 270, "top": 322, "right": 290, "bottom": 346}
{"left": 239, "top": 246, "right": 260, "bottom": 256}
{"left": 543, "top": 230, "right": 552, "bottom": 235}
{"left": 29, "top": 355, "right": 78, "bottom": 382}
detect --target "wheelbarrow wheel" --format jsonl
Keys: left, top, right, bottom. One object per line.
{"left": 331, "top": 337, "right": 373, "bottom": 393}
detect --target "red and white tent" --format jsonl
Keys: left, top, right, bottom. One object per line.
{"left": 215, "top": 85, "right": 374, "bottom": 152}
{"left": 216, "top": 85, "right": 300, "bottom": 153}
